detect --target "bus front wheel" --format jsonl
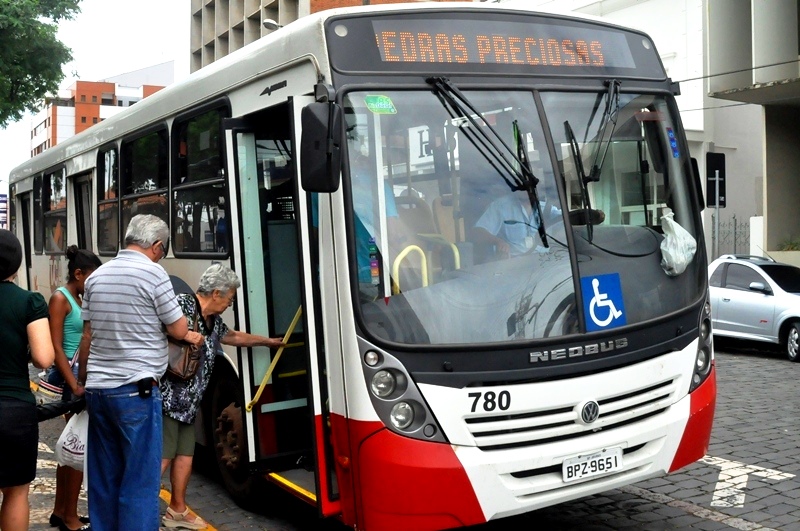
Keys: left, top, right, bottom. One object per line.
{"left": 206, "top": 366, "right": 260, "bottom": 507}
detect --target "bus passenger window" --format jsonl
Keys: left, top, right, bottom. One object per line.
{"left": 97, "top": 147, "right": 119, "bottom": 254}
{"left": 43, "top": 168, "right": 67, "bottom": 254}
{"left": 172, "top": 107, "right": 228, "bottom": 254}
{"left": 121, "top": 129, "right": 169, "bottom": 234}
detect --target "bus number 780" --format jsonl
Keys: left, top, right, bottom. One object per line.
{"left": 468, "top": 391, "right": 511, "bottom": 413}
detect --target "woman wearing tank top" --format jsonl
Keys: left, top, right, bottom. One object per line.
{"left": 47, "top": 245, "right": 101, "bottom": 531}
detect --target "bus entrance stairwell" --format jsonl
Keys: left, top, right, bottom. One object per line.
{"left": 222, "top": 100, "right": 337, "bottom": 515}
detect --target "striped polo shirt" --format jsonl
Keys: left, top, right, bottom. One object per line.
{"left": 82, "top": 249, "right": 184, "bottom": 389}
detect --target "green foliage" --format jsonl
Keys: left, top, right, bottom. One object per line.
{"left": 0, "top": 0, "right": 81, "bottom": 128}
{"left": 778, "top": 239, "right": 800, "bottom": 251}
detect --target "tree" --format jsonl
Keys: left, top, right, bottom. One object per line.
{"left": 0, "top": 0, "right": 81, "bottom": 128}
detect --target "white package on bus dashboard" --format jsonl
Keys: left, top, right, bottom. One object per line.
{"left": 660, "top": 210, "right": 697, "bottom": 276}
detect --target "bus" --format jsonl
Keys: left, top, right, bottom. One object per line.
{"left": 9, "top": 3, "right": 715, "bottom": 529}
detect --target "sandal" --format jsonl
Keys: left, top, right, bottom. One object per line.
{"left": 162, "top": 506, "right": 208, "bottom": 530}
{"left": 49, "top": 514, "right": 90, "bottom": 528}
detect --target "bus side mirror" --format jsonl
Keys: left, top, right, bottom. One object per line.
{"left": 301, "top": 102, "right": 342, "bottom": 193}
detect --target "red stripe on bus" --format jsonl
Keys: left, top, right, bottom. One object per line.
{"left": 669, "top": 365, "right": 716, "bottom": 472}
{"left": 356, "top": 422, "right": 485, "bottom": 530}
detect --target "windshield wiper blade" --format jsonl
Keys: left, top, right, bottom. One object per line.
{"left": 513, "top": 120, "right": 547, "bottom": 247}
{"left": 427, "top": 77, "right": 548, "bottom": 247}
{"left": 587, "top": 79, "right": 621, "bottom": 182}
{"left": 565, "top": 120, "right": 596, "bottom": 243}
{"left": 428, "top": 77, "right": 526, "bottom": 189}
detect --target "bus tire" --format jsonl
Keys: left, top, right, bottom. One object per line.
{"left": 205, "top": 363, "right": 260, "bottom": 508}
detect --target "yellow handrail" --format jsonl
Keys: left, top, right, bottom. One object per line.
{"left": 417, "top": 233, "right": 461, "bottom": 270}
{"left": 245, "top": 305, "right": 303, "bottom": 412}
{"left": 391, "top": 245, "right": 428, "bottom": 295}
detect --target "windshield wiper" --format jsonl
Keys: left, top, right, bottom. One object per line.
{"left": 587, "top": 79, "right": 621, "bottom": 182}
{"left": 565, "top": 120, "right": 595, "bottom": 243}
{"left": 427, "top": 76, "right": 548, "bottom": 247}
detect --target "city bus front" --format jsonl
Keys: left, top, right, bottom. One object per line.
{"left": 307, "top": 7, "right": 716, "bottom": 530}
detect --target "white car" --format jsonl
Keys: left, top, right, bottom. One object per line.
{"left": 709, "top": 254, "right": 800, "bottom": 360}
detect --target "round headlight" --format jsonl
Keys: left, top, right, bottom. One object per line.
{"left": 390, "top": 402, "right": 414, "bottom": 430}
{"left": 371, "top": 370, "right": 396, "bottom": 398}
{"left": 696, "top": 348, "right": 710, "bottom": 372}
{"left": 700, "top": 320, "right": 710, "bottom": 341}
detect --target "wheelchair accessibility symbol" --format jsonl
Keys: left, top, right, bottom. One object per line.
{"left": 581, "top": 273, "right": 626, "bottom": 332}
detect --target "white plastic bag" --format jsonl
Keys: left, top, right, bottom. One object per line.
{"left": 660, "top": 210, "right": 697, "bottom": 276}
{"left": 55, "top": 410, "right": 88, "bottom": 471}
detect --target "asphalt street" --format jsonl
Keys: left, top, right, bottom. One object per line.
{"left": 26, "top": 341, "right": 800, "bottom": 530}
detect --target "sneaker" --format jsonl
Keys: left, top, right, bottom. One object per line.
{"left": 162, "top": 507, "right": 208, "bottom": 530}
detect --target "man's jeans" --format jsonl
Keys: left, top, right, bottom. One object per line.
{"left": 85, "top": 383, "right": 163, "bottom": 531}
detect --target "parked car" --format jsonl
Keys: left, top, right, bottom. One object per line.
{"left": 708, "top": 254, "right": 800, "bottom": 360}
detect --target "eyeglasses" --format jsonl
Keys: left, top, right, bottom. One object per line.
{"left": 218, "top": 291, "right": 236, "bottom": 307}
{"left": 157, "top": 240, "right": 169, "bottom": 257}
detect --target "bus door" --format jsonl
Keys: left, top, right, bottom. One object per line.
{"left": 223, "top": 98, "right": 338, "bottom": 516}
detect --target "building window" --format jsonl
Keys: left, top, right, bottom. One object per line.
{"left": 93, "top": 117, "right": 98, "bottom": 124}
{"left": 97, "top": 147, "right": 119, "bottom": 253}
{"left": 80, "top": 95, "right": 86, "bottom": 102}
{"left": 44, "top": 169, "right": 67, "bottom": 253}
{"left": 81, "top": 116, "right": 86, "bottom": 123}
{"left": 92, "top": 95, "right": 97, "bottom": 103}
{"left": 173, "top": 107, "right": 228, "bottom": 255}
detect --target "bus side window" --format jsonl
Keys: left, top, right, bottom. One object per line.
{"left": 172, "top": 107, "right": 228, "bottom": 255}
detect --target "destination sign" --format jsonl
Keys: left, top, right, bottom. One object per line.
{"left": 326, "top": 12, "right": 665, "bottom": 79}
{"left": 372, "top": 19, "right": 636, "bottom": 69}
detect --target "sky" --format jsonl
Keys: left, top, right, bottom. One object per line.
{"left": 0, "top": 0, "right": 191, "bottom": 195}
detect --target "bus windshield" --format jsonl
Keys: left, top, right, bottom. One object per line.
{"left": 344, "top": 88, "right": 703, "bottom": 346}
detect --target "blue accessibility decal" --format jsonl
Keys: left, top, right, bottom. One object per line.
{"left": 581, "top": 273, "right": 626, "bottom": 332}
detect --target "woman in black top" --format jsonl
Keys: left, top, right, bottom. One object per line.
{"left": 0, "top": 229, "right": 55, "bottom": 531}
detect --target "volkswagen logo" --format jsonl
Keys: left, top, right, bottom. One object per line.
{"left": 579, "top": 400, "right": 600, "bottom": 424}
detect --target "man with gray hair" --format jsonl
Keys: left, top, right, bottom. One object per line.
{"left": 75, "top": 214, "right": 203, "bottom": 531}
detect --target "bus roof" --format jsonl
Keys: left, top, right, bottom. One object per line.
{"left": 9, "top": 2, "right": 659, "bottom": 184}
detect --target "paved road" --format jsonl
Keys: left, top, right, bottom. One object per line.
{"left": 28, "top": 341, "right": 800, "bottom": 530}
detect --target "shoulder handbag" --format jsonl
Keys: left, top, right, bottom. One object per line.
{"left": 166, "top": 296, "right": 203, "bottom": 380}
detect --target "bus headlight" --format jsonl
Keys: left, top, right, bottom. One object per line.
{"left": 371, "top": 370, "right": 396, "bottom": 398}
{"left": 360, "top": 345, "right": 447, "bottom": 443}
{"left": 390, "top": 402, "right": 415, "bottom": 429}
{"left": 690, "top": 296, "right": 714, "bottom": 392}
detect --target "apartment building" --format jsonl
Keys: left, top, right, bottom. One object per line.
{"left": 190, "top": 0, "right": 464, "bottom": 72}
{"left": 29, "top": 62, "right": 173, "bottom": 158}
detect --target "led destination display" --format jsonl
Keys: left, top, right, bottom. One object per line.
{"left": 326, "top": 13, "right": 665, "bottom": 79}
{"left": 371, "top": 19, "right": 636, "bottom": 68}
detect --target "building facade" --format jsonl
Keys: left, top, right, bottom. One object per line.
{"left": 29, "top": 62, "right": 173, "bottom": 158}
{"left": 707, "top": 0, "right": 800, "bottom": 264}
{"left": 190, "top": 0, "right": 464, "bottom": 72}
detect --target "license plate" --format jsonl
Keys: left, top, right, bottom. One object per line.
{"left": 562, "top": 447, "right": 623, "bottom": 483}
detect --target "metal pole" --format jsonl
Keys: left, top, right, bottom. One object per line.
{"left": 715, "top": 169, "right": 720, "bottom": 257}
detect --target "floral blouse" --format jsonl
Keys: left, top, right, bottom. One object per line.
{"left": 160, "top": 293, "right": 229, "bottom": 424}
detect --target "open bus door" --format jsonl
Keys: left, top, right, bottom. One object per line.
{"left": 218, "top": 97, "right": 338, "bottom": 517}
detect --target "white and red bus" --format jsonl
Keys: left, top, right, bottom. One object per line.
{"left": 9, "top": 3, "right": 715, "bottom": 529}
